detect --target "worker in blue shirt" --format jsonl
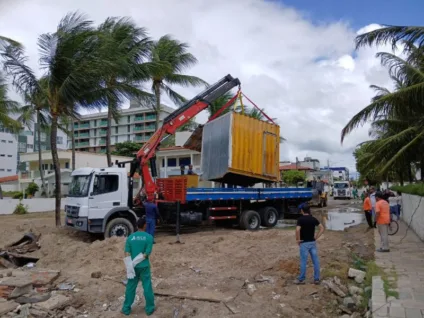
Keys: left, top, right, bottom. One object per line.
{"left": 144, "top": 199, "right": 159, "bottom": 240}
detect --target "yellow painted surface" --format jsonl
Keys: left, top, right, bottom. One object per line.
{"left": 169, "top": 174, "right": 199, "bottom": 188}
{"left": 230, "top": 113, "right": 280, "bottom": 182}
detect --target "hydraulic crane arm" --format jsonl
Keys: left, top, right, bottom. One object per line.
{"left": 136, "top": 74, "right": 241, "bottom": 200}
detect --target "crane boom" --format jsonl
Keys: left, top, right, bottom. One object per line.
{"left": 136, "top": 74, "right": 241, "bottom": 200}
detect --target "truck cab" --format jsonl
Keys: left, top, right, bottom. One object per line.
{"left": 65, "top": 167, "right": 140, "bottom": 237}
{"left": 333, "top": 181, "right": 351, "bottom": 200}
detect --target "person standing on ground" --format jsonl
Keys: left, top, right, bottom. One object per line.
{"left": 352, "top": 187, "right": 358, "bottom": 200}
{"left": 144, "top": 199, "right": 160, "bottom": 242}
{"left": 294, "top": 203, "right": 325, "bottom": 285}
{"left": 369, "top": 186, "right": 377, "bottom": 228}
{"left": 375, "top": 191, "right": 390, "bottom": 253}
{"left": 122, "top": 217, "right": 155, "bottom": 316}
{"left": 363, "top": 191, "right": 374, "bottom": 228}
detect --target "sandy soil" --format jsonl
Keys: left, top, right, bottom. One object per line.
{"left": 0, "top": 199, "right": 374, "bottom": 318}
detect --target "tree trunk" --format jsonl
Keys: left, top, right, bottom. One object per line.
{"left": 421, "top": 159, "right": 424, "bottom": 182}
{"left": 71, "top": 120, "right": 75, "bottom": 171}
{"left": 408, "top": 164, "right": 413, "bottom": 183}
{"left": 106, "top": 102, "right": 113, "bottom": 167}
{"left": 51, "top": 115, "right": 61, "bottom": 227}
{"left": 398, "top": 170, "right": 404, "bottom": 186}
{"left": 37, "top": 111, "right": 47, "bottom": 197}
{"left": 154, "top": 82, "right": 161, "bottom": 131}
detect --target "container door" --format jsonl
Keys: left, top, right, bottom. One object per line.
{"left": 263, "top": 132, "right": 278, "bottom": 177}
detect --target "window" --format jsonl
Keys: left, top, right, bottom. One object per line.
{"left": 57, "top": 136, "right": 63, "bottom": 144}
{"left": 127, "top": 135, "right": 130, "bottom": 141}
{"left": 1, "top": 140, "right": 5, "bottom": 143}
{"left": 127, "top": 125, "right": 130, "bottom": 132}
{"left": 127, "top": 116, "right": 130, "bottom": 123}
{"left": 7, "top": 155, "right": 12, "bottom": 157}
{"left": 115, "top": 127, "right": 118, "bottom": 134}
{"left": 179, "top": 157, "right": 191, "bottom": 166}
{"left": 0, "top": 169, "right": 4, "bottom": 171}
{"left": 27, "top": 144, "right": 33, "bottom": 149}
{"left": 0, "top": 154, "right": 4, "bottom": 157}
{"left": 65, "top": 162, "right": 70, "bottom": 169}
{"left": 167, "top": 158, "right": 177, "bottom": 167}
{"left": 93, "top": 174, "right": 119, "bottom": 195}
{"left": 93, "top": 120, "right": 97, "bottom": 127}
{"left": 7, "top": 169, "right": 12, "bottom": 172}
{"left": 8, "top": 140, "right": 12, "bottom": 144}
{"left": 115, "top": 136, "right": 118, "bottom": 143}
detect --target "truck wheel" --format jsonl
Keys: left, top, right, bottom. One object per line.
{"left": 241, "top": 210, "right": 261, "bottom": 231}
{"left": 261, "top": 207, "right": 279, "bottom": 228}
{"left": 105, "top": 218, "right": 134, "bottom": 239}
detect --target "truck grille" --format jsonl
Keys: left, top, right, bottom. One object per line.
{"left": 65, "top": 205, "right": 80, "bottom": 218}
{"left": 339, "top": 190, "right": 346, "bottom": 196}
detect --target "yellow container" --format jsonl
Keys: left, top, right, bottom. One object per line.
{"left": 201, "top": 112, "right": 280, "bottom": 185}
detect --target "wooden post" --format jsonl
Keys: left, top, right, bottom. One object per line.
{"left": 176, "top": 201, "right": 181, "bottom": 243}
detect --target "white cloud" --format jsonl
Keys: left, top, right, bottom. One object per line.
{"left": 0, "top": 0, "right": 395, "bottom": 172}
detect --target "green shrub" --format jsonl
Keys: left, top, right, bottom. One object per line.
{"left": 391, "top": 183, "right": 424, "bottom": 197}
{"left": 3, "top": 191, "right": 22, "bottom": 198}
{"left": 26, "top": 182, "right": 39, "bottom": 197}
{"left": 13, "top": 192, "right": 23, "bottom": 199}
{"left": 13, "top": 201, "right": 28, "bottom": 215}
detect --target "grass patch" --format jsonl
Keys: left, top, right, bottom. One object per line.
{"left": 391, "top": 183, "right": 424, "bottom": 197}
{"left": 321, "top": 260, "right": 350, "bottom": 281}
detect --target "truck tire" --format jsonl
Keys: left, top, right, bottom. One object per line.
{"left": 260, "top": 207, "right": 279, "bottom": 228}
{"left": 241, "top": 210, "right": 261, "bottom": 231}
{"left": 104, "top": 218, "right": 134, "bottom": 239}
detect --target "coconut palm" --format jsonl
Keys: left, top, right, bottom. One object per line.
{"left": 14, "top": 77, "right": 51, "bottom": 195}
{"left": 0, "top": 73, "right": 21, "bottom": 132}
{"left": 355, "top": 26, "right": 424, "bottom": 50}
{"left": 2, "top": 12, "right": 132, "bottom": 226}
{"left": 148, "top": 35, "right": 207, "bottom": 129}
{"left": 96, "top": 17, "right": 157, "bottom": 167}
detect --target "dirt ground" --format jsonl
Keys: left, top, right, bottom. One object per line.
{"left": 0, "top": 199, "right": 374, "bottom": 318}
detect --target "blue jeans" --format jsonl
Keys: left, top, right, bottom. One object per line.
{"left": 298, "top": 241, "right": 320, "bottom": 282}
{"left": 146, "top": 218, "right": 156, "bottom": 238}
{"left": 390, "top": 205, "right": 400, "bottom": 219}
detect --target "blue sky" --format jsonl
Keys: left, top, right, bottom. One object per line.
{"left": 274, "top": 0, "right": 423, "bottom": 30}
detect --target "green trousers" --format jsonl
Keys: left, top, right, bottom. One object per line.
{"left": 122, "top": 266, "right": 155, "bottom": 315}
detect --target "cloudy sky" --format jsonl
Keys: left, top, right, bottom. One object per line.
{"left": 1, "top": 0, "right": 421, "bottom": 173}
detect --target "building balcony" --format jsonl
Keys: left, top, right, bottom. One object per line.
{"left": 99, "top": 139, "right": 106, "bottom": 145}
{"left": 134, "top": 115, "right": 144, "bottom": 122}
{"left": 134, "top": 125, "right": 144, "bottom": 131}
{"left": 99, "top": 130, "right": 107, "bottom": 136}
{"left": 76, "top": 132, "right": 90, "bottom": 138}
{"left": 74, "top": 123, "right": 90, "bottom": 129}
{"left": 100, "top": 120, "right": 108, "bottom": 127}
{"left": 145, "top": 115, "right": 156, "bottom": 121}
{"left": 75, "top": 141, "right": 89, "bottom": 147}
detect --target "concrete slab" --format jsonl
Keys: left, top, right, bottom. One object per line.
{"left": 389, "top": 306, "right": 406, "bottom": 318}
{"left": 0, "top": 300, "right": 19, "bottom": 316}
{"left": 404, "top": 308, "right": 422, "bottom": 318}
{"left": 36, "top": 294, "right": 70, "bottom": 311}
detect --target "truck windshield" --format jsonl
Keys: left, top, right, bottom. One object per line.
{"left": 69, "top": 175, "right": 91, "bottom": 197}
{"left": 334, "top": 183, "right": 349, "bottom": 189}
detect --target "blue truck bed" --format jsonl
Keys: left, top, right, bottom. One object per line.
{"left": 185, "top": 187, "right": 313, "bottom": 201}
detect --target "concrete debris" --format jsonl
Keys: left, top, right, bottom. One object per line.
{"left": 338, "top": 305, "right": 352, "bottom": 315}
{"left": 246, "top": 284, "right": 257, "bottom": 296}
{"left": 0, "top": 300, "right": 19, "bottom": 316}
{"left": 35, "top": 294, "right": 70, "bottom": 311}
{"left": 6, "top": 271, "right": 13, "bottom": 277}
{"left": 15, "top": 292, "right": 51, "bottom": 304}
{"left": 347, "top": 268, "right": 365, "bottom": 284}
{"left": 30, "top": 269, "right": 60, "bottom": 286}
{"left": 322, "top": 279, "right": 346, "bottom": 297}
{"left": 353, "top": 295, "right": 363, "bottom": 306}
{"left": 189, "top": 266, "right": 201, "bottom": 274}
{"left": 348, "top": 285, "right": 363, "bottom": 296}
{"left": 255, "top": 275, "right": 275, "bottom": 284}
{"left": 342, "top": 297, "right": 355, "bottom": 309}
{"left": 65, "top": 306, "right": 78, "bottom": 316}
{"left": 9, "top": 283, "right": 33, "bottom": 299}
{"left": 91, "top": 271, "right": 102, "bottom": 279}
{"left": 333, "top": 277, "right": 348, "bottom": 294}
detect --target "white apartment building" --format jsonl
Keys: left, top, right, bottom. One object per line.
{"left": 69, "top": 103, "right": 174, "bottom": 153}
{"left": 0, "top": 131, "right": 18, "bottom": 178}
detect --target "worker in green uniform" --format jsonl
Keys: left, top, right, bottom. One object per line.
{"left": 122, "top": 217, "right": 155, "bottom": 316}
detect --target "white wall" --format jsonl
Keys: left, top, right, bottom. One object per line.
{"left": 401, "top": 194, "right": 424, "bottom": 241}
{"left": 1, "top": 182, "right": 19, "bottom": 192}
{"left": 0, "top": 198, "right": 65, "bottom": 215}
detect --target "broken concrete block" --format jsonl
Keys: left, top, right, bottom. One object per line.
{"left": 15, "top": 292, "right": 51, "bottom": 304}
{"left": 322, "top": 280, "right": 346, "bottom": 297}
{"left": 348, "top": 268, "right": 365, "bottom": 279}
{"left": 9, "top": 283, "right": 33, "bottom": 299}
{"left": 343, "top": 297, "right": 355, "bottom": 309}
{"left": 36, "top": 294, "right": 70, "bottom": 311}
{"left": 349, "top": 285, "right": 363, "bottom": 295}
{"left": 0, "top": 276, "right": 32, "bottom": 288}
{"left": 30, "top": 269, "right": 60, "bottom": 286}
{"left": 0, "top": 300, "right": 19, "bottom": 316}
{"left": 246, "top": 284, "right": 256, "bottom": 296}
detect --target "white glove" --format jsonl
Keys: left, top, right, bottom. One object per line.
{"left": 124, "top": 256, "right": 135, "bottom": 279}
{"left": 132, "top": 253, "right": 145, "bottom": 267}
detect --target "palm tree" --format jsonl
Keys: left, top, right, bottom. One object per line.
{"left": 0, "top": 73, "right": 21, "bottom": 132}
{"left": 15, "top": 77, "right": 50, "bottom": 195}
{"left": 148, "top": 35, "right": 207, "bottom": 129}
{"left": 2, "top": 12, "right": 127, "bottom": 226}
{"left": 355, "top": 26, "right": 424, "bottom": 50}
{"left": 96, "top": 17, "right": 156, "bottom": 167}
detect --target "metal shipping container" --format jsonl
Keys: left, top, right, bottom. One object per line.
{"left": 200, "top": 112, "right": 280, "bottom": 185}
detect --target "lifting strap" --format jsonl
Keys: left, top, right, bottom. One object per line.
{"left": 241, "top": 92, "right": 276, "bottom": 125}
